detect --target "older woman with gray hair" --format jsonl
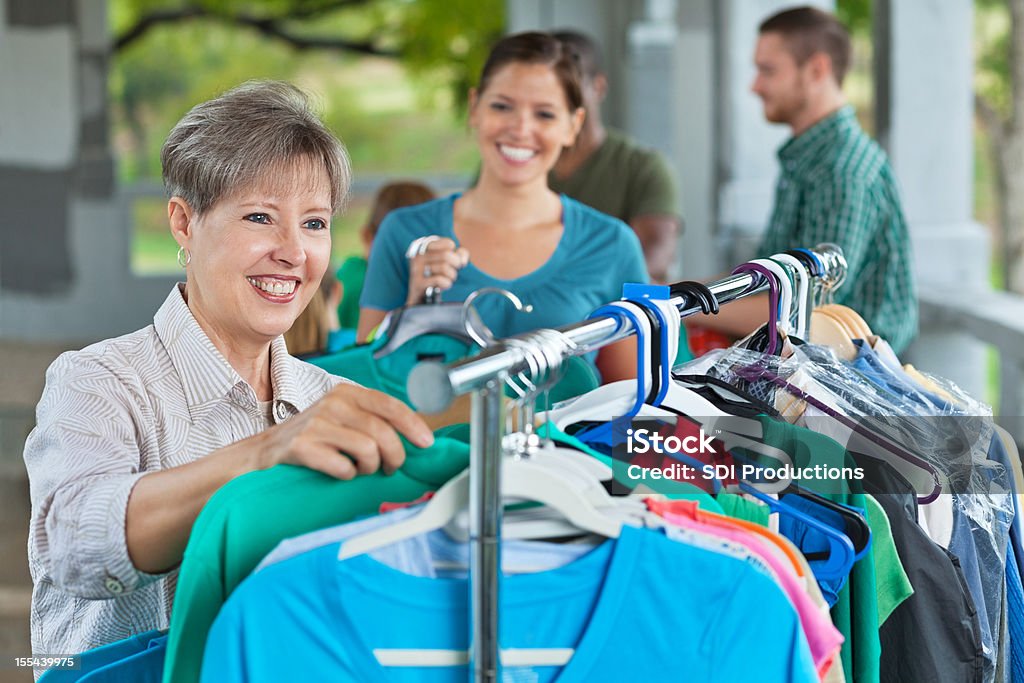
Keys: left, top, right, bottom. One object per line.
{"left": 22, "top": 81, "right": 434, "bottom": 659}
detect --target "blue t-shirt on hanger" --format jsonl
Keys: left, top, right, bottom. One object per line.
{"left": 202, "top": 525, "right": 817, "bottom": 682}
{"left": 38, "top": 631, "right": 166, "bottom": 683}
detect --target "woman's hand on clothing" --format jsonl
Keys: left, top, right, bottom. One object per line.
{"left": 406, "top": 238, "right": 470, "bottom": 305}
{"left": 257, "top": 383, "right": 435, "bottom": 479}
{"left": 126, "top": 384, "right": 434, "bottom": 574}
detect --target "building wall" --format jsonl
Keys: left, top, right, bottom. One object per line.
{"left": 0, "top": 0, "right": 176, "bottom": 344}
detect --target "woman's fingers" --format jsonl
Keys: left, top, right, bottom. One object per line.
{"left": 407, "top": 238, "right": 470, "bottom": 303}
{"left": 292, "top": 384, "right": 434, "bottom": 478}
{"left": 294, "top": 442, "right": 359, "bottom": 480}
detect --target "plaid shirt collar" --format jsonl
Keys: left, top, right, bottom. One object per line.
{"left": 777, "top": 105, "right": 859, "bottom": 173}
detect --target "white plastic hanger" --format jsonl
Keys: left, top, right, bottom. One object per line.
{"left": 769, "top": 253, "right": 810, "bottom": 338}
{"left": 544, "top": 300, "right": 765, "bottom": 439}
{"left": 340, "top": 450, "right": 630, "bottom": 562}
{"left": 336, "top": 442, "right": 634, "bottom": 668}
{"left": 441, "top": 443, "right": 645, "bottom": 544}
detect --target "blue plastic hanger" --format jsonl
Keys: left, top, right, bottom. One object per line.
{"left": 791, "top": 248, "right": 824, "bottom": 277}
{"left": 622, "top": 284, "right": 673, "bottom": 406}
{"left": 780, "top": 492, "right": 872, "bottom": 561}
{"left": 585, "top": 299, "right": 658, "bottom": 419}
{"left": 738, "top": 481, "right": 856, "bottom": 581}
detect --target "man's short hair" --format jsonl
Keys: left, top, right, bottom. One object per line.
{"left": 759, "top": 6, "right": 852, "bottom": 86}
{"left": 551, "top": 29, "right": 603, "bottom": 81}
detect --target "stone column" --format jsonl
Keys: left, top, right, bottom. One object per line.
{"left": 670, "top": 0, "right": 716, "bottom": 278}
{"left": 874, "top": 0, "right": 990, "bottom": 399}
{"left": 714, "top": 0, "right": 833, "bottom": 269}
{"left": 0, "top": 0, "right": 78, "bottom": 296}
{"left": 0, "top": 0, "right": 176, "bottom": 342}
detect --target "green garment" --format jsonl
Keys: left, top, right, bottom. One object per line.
{"left": 548, "top": 129, "right": 680, "bottom": 222}
{"left": 162, "top": 436, "right": 470, "bottom": 683}
{"left": 674, "top": 329, "right": 695, "bottom": 366}
{"left": 311, "top": 333, "right": 599, "bottom": 410}
{"left": 864, "top": 494, "right": 914, "bottom": 625}
{"left": 335, "top": 255, "right": 367, "bottom": 330}
{"left": 716, "top": 491, "right": 772, "bottom": 527}
{"left": 756, "top": 415, "right": 881, "bottom": 683}
{"left": 757, "top": 106, "right": 918, "bottom": 353}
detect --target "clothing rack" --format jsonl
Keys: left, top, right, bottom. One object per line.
{"left": 405, "top": 244, "right": 847, "bottom": 683}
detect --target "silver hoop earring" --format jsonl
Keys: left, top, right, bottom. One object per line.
{"left": 177, "top": 246, "right": 191, "bottom": 268}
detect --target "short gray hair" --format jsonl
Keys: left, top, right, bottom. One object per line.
{"left": 160, "top": 80, "right": 351, "bottom": 215}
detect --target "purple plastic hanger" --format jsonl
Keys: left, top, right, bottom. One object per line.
{"left": 732, "top": 262, "right": 781, "bottom": 355}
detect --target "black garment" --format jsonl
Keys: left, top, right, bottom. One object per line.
{"left": 671, "top": 372, "right": 781, "bottom": 418}
{"left": 857, "top": 454, "right": 984, "bottom": 683}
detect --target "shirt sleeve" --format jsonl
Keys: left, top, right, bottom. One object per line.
{"left": 359, "top": 212, "right": 411, "bottom": 311}
{"left": 627, "top": 148, "right": 680, "bottom": 219}
{"left": 24, "top": 352, "right": 164, "bottom": 599}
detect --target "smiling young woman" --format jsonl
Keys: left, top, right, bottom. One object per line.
{"left": 357, "top": 31, "right": 648, "bottom": 382}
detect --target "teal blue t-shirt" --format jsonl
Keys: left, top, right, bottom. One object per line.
{"left": 311, "top": 333, "right": 599, "bottom": 411}
{"left": 360, "top": 193, "right": 649, "bottom": 338}
{"left": 202, "top": 525, "right": 817, "bottom": 682}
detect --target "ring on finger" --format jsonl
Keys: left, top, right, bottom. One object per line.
{"left": 424, "top": 264, "right": 433, "bottom": 278}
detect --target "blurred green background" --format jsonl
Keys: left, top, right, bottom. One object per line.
{"left": 111, "top": 0, "right": 503, "bottom": 273}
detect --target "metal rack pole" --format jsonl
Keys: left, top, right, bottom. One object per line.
{"left": 409, "top": 244, "right": 845, "bottom": 412}
{"left": 468, "top": 381, "right": 504, "bottom": 682}
{"left": 406, "top": 244, "right": 846, "bottom": 683}
{"left": 410, "top": 271, "right": 756, "bottom": 413}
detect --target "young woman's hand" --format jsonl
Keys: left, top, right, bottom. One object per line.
{"left": 406, "top": 238, "right": 470, "bottom": 305}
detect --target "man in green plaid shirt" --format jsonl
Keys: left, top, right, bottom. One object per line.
{"left": 701, "top": 7, "right": 918, "bottom": 353}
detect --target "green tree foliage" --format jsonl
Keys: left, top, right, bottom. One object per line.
{"left": 109, "top": 0, "right": 503, "bottom": 183}
{"left": 112, "top": 0, "right": 503, "bottom": 102}
{"left": 836, "top": 0, "right": 872, "bottom": 36}
{"left": 975, "top": 0, "right": 1012, "bottom": 119}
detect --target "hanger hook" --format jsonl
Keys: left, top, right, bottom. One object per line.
{"left": 503, "top": 337, "right": 556, "bottom": 455}
{"left": 523, "top": 328, "right": 579, "bottom": 446}
{"left": 669, "top": 281, "right": 720, "bottom": 315}
{"left": 405, "top": 235, "right": 443, "bottom": 304}
{"left": 814, "top": 243, "right": 847, "bottom": 305}
{"left": 461, "top": 287, "right": 533, "bottom": 348}
{"left": 769, "top": 254, "right": 810, "bottom": 339}
{"left": 751, "top": 258, "right": 794, "bottom": 335}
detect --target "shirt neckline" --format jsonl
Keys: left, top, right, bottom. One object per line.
{"left": 439, "top": 193, "right": 576, "bottom": 292}
{"left": 152, "top": 284, "right": 313, "bottom": 422}
{"left": 324, "top": 524, "right": 643, "bottom": 680}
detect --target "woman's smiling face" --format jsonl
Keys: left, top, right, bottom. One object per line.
{"left": 469, "top": 61, "right": 584, "bottom": 187}
{"left": 172, "top": 157, "right": 334, "bottom": 350}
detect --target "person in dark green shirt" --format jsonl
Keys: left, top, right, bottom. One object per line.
{"left": 549, "top": 30, "right": 681, "bottom": 284}
{"left": 698, "top": 7, "right": 918, "bottom": 354}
